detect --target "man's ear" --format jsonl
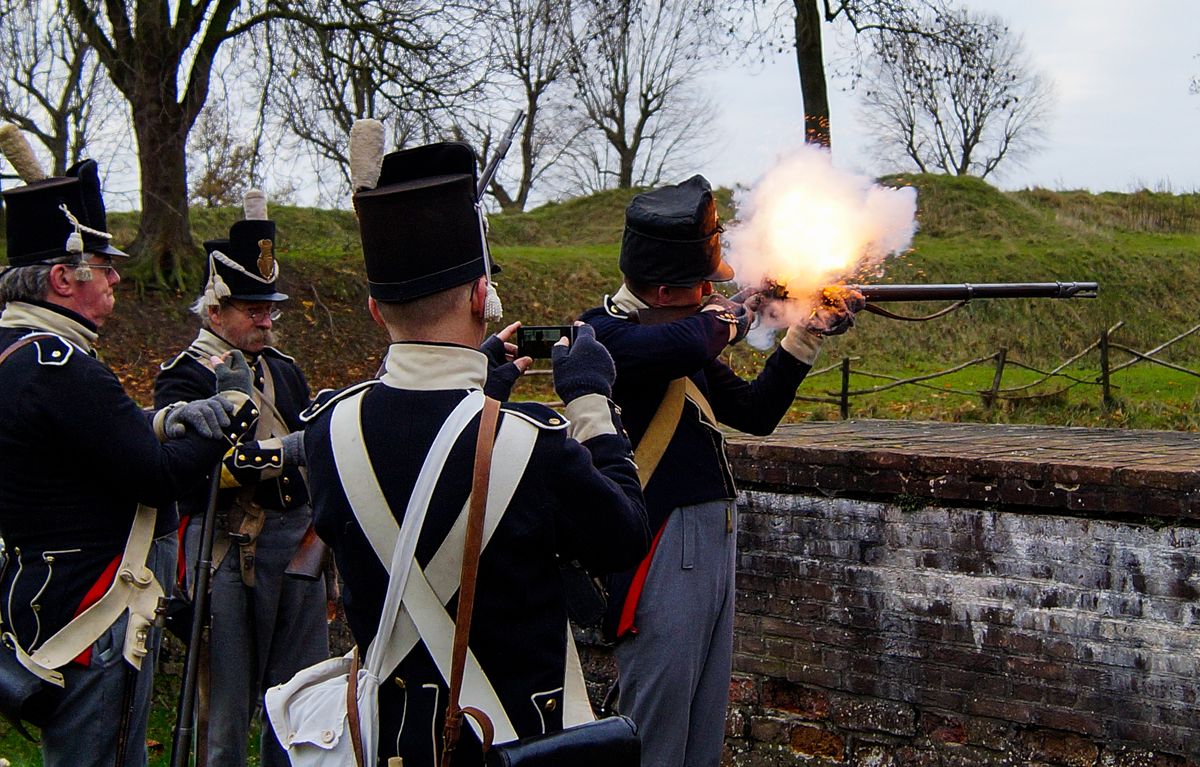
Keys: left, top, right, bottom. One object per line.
{"left": 47, "top": 264, "right": 74, "bottom": 298}
{"left": 654, "top": 285, "right": 673, "bottom": 307}
{"left": 367, "top": 296, "right": 386, "bottom": 329}
{"left": 469, "top": 277, "right": 487, "bottom": 318}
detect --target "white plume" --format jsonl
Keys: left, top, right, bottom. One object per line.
{"left": 243, "top": 188, "right": 268, "bottom": 220}
{"left": 350, "top": 119, "right": 385, "bottom": 192}
{"left": 0, "top": 124, "right": 47, "bottom": 183}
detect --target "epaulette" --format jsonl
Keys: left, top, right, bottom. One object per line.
{"left": 603, "top": 294, "right": 631, "bottom": 320}
{"left": 261, "top": 346, "right": 296, "bottom": 364}
{"left": 500, "top": 401, "right": 570, "bottom": 431}
{"left": 300, "top": 380, "right": 379, "bottom": 423}
{"left": 159, "top": 348, "right": 205, "bottom": 372}
{"left": 28, "top": 334, "right": 74, "bottom": 367}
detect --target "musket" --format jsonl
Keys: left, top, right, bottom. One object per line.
{"left": 846, "top": 281, "right": 1098, "bottom": 302}
{"left": 170, "top": 468, "right": 222, "bottom": 767}
{"left": 476, "top": 110, "right": 526, "bottom": 201}
{"left": 759, "top": 280, "right": 1098, "bottom": 304}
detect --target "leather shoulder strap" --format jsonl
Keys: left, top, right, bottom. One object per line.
{"left": 0, "top": 333, "right": 57, "bottom": 367}
{"left": 441, "top": 397, "right": 501, "bottom": 766}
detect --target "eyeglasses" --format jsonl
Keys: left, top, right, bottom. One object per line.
{"left": 228, "top": 304, "right": 282, "bottom": 322}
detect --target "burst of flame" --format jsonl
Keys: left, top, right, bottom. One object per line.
{"left": 725, "top": 144, "right": 919, "bottom": 330}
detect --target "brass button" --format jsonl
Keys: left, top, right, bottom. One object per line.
{"left": 544, "top": 698, "right": 557, "bottom": 712}
{"left": 548, "top": 418, "right": 561, "bottom": 425}
{"left": 284, "top": 495, "right": 292, "bottom": 503}
{"left": 254, "top": 456, "right": 263, "bottom": 463}
{"left": 393, "top": 677, "right": 405, "bottom": 688}
{"left": 271, "top": 455, "right": 280, "bottom": 463}
{"left": 283, "top": 477, "right": 290, "bottom": 485}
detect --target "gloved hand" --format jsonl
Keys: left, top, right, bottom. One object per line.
{"left": 210, "top": 350, "right": 258, "bottom": 442}
{"left": 281, "top": 430, "right": 306, "bottom": 467}
{"left": 481, "top": 321, "right": 530, "bottom": 400}
{"left": 805, "top": 287, "right": 865, "bottom": 337}
{"left": 551, "top": 324, "right": 615, "bottom": 403}
{"left": 214, "top": 350, "right": 254, "bottom": 397}
{"left": 702, "top": 292, "right": 754, "bottom": 345}
{"left": 163, "top": 397, "right": 234, "bottom": 439}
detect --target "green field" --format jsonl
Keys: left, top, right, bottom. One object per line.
{"left": 3, "top": 176, "right": 1200, "bottom": 759}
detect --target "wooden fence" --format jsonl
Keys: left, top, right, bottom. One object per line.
{"left": 794, "top": 320, "right": 1200, "bottom": 418}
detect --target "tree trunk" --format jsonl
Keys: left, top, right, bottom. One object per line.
{"left": 130, "top": 104, "right": 195, "bottom": 291}
{"left": 617, "top": 149, "right": 635, "bottom": 188}
{"left": 794, "top": 0, "right": 831, "bottom": 148}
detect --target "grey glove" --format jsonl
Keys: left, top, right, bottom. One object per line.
{"left": 702, "top": 293, "right": 753, "bottom": 345}
{"left": 551, "top": 324, "right": 615, "bottom": 402}
{"left": 214, "top": 349, "right": 254, "bottom": 397}
{"left": 164, "top": 397, "right": 234, "bottom": 439}
{"left": 806, "top": 288, "right": 865, "bottom": 337}
{"left": 281, "top": 430, "right": 306, "bottom": 467}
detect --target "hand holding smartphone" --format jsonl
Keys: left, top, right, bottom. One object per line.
{"left": 515, "top": 325, "right": 577, "bottom": 359}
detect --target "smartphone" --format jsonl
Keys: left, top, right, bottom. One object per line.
{"left": 516, "top": 325, "right": 576, "bottom": 359}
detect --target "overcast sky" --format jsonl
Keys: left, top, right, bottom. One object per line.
{"left": 702, "top": 0, "right": 1200, "bottom": 194}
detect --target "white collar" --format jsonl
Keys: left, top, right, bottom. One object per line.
{"left": 380, "top": 343, "right": 488, "bottom": 391}
{"left": 610, "top": 284, "right": 650, "bottom": 313}
{"left": 0, "top": 301, "right": 98, "bottom": 353}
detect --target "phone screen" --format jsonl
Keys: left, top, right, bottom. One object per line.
{"left": 516, "top": 325, "right": 574, "bottom": 359}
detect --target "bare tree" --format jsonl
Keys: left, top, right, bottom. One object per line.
{"left": 563, "top": 0, "right": 716, "bottom": 191}
{"left": 477, "top": 0, "right": 579, "bottom": 210}
{"left": 0, "top": 0, "right": 116, "bottom": 175}
{"left": 188, "top": 106, "right": 256, "bottom": 207}
{"left": 712, "top": 0, "right": 981, "bottom": 149}
{"left": 264, "top": 2, "right": 485, "bottom": 206}
{"left": 860, "top": 10, "right": 1052, "bottom": 179}
{"left": 63, "top": 1, "right": 464, "bottom": 287}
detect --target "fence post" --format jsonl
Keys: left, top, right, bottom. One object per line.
{"left": 1099, "top": 328, "right": 1113, "bottom": 410}
{"left": 840, "top": 356, "right": 851, "bottom": 420}
{"left": 982, "top": 346, "right": 1007, "bottom": 410}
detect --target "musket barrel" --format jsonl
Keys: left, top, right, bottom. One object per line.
{"left": 846, "top": 281, "right": 1098, "bottom": 302}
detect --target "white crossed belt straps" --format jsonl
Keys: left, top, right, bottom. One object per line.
{"left": 331, "top": 390, "right": 529, "bottom": 744}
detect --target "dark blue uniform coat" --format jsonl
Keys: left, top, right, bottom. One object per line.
{"left": 0, "top": 302, "right": 225, "bottom": 653}
{"left": 302, "top": 343, "right": 648, "bottom": 766}
{"left": 580, "top": 294, "right": 814, "bottom": 637}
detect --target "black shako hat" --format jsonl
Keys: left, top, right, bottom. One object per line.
{"left": 619, "top": 174, "right": 733, "bottom": 287}
{"left": 203, "top": 211, "right": 287, "bottom": 302}
{"left": 1, "top": 159, "right": 127, "bottom": 267}
{"left": 353, "top": 141, "right": 500, "bottom": 304}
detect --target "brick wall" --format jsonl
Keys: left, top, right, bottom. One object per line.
{"left": 715, "top": 422, "right": 1200, "bottom": 766}
{"left": 710, "top": 422, "right": 1200, "bottom": 763}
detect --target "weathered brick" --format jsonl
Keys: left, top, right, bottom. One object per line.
{"left": 831, "top": 698, "right": 916, "bottom": 737}
{"left": 1019, "top": 728, "right": 1101, "bottom": 766}
{"left": 789, "top": 724, "right": 845, "bottom": 760}
{"left": 761, "top": 679, "right": 829, "bottom": 720}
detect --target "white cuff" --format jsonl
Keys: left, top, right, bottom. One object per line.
{"left": 564, "top": 393, "right": 618, "bottom": 443}
{"left": 781, "top": 326, "right": 823, "bottom": 366}
{"left": 152, "top": 402, "right": 185, "bottom": 442}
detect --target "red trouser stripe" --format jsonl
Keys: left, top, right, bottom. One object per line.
{"left": 616, "top": 522, "right": 669, "bottom": 638}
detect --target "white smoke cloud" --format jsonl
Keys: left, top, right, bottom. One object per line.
{"left": 724, "top": 144, "right": 918, "bottom": 344}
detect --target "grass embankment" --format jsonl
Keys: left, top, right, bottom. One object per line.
{"left": 86, "top": 175, "right": 1200, "bottom": 428}
{"left": 2, "top": 178, "right": 1199, "bottom": 758}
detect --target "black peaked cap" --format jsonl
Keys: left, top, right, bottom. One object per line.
{"left": 355, "top": 141, "right": 500, "bottom": 304}
{"left": 1, "top": 159, "right": 126, "bottom": 267}
{"left": 204, "top": 218, "right": 288, "bottom": 302}
{"left": 619, "top": 174, "right": 733, "bottom": 287}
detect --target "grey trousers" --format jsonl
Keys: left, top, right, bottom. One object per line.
{"left": 41, "top": 532, "right": 177, "bottom": 767}
{"left": 616, "top": 499, "right": 737, "bottom": 767}
{"left": 186, "top": 507, "right": 329, "bottom": 767}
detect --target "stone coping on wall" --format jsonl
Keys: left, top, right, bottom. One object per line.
{"left": 726, "top": 420, "right": 1200, "bottom": 517}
